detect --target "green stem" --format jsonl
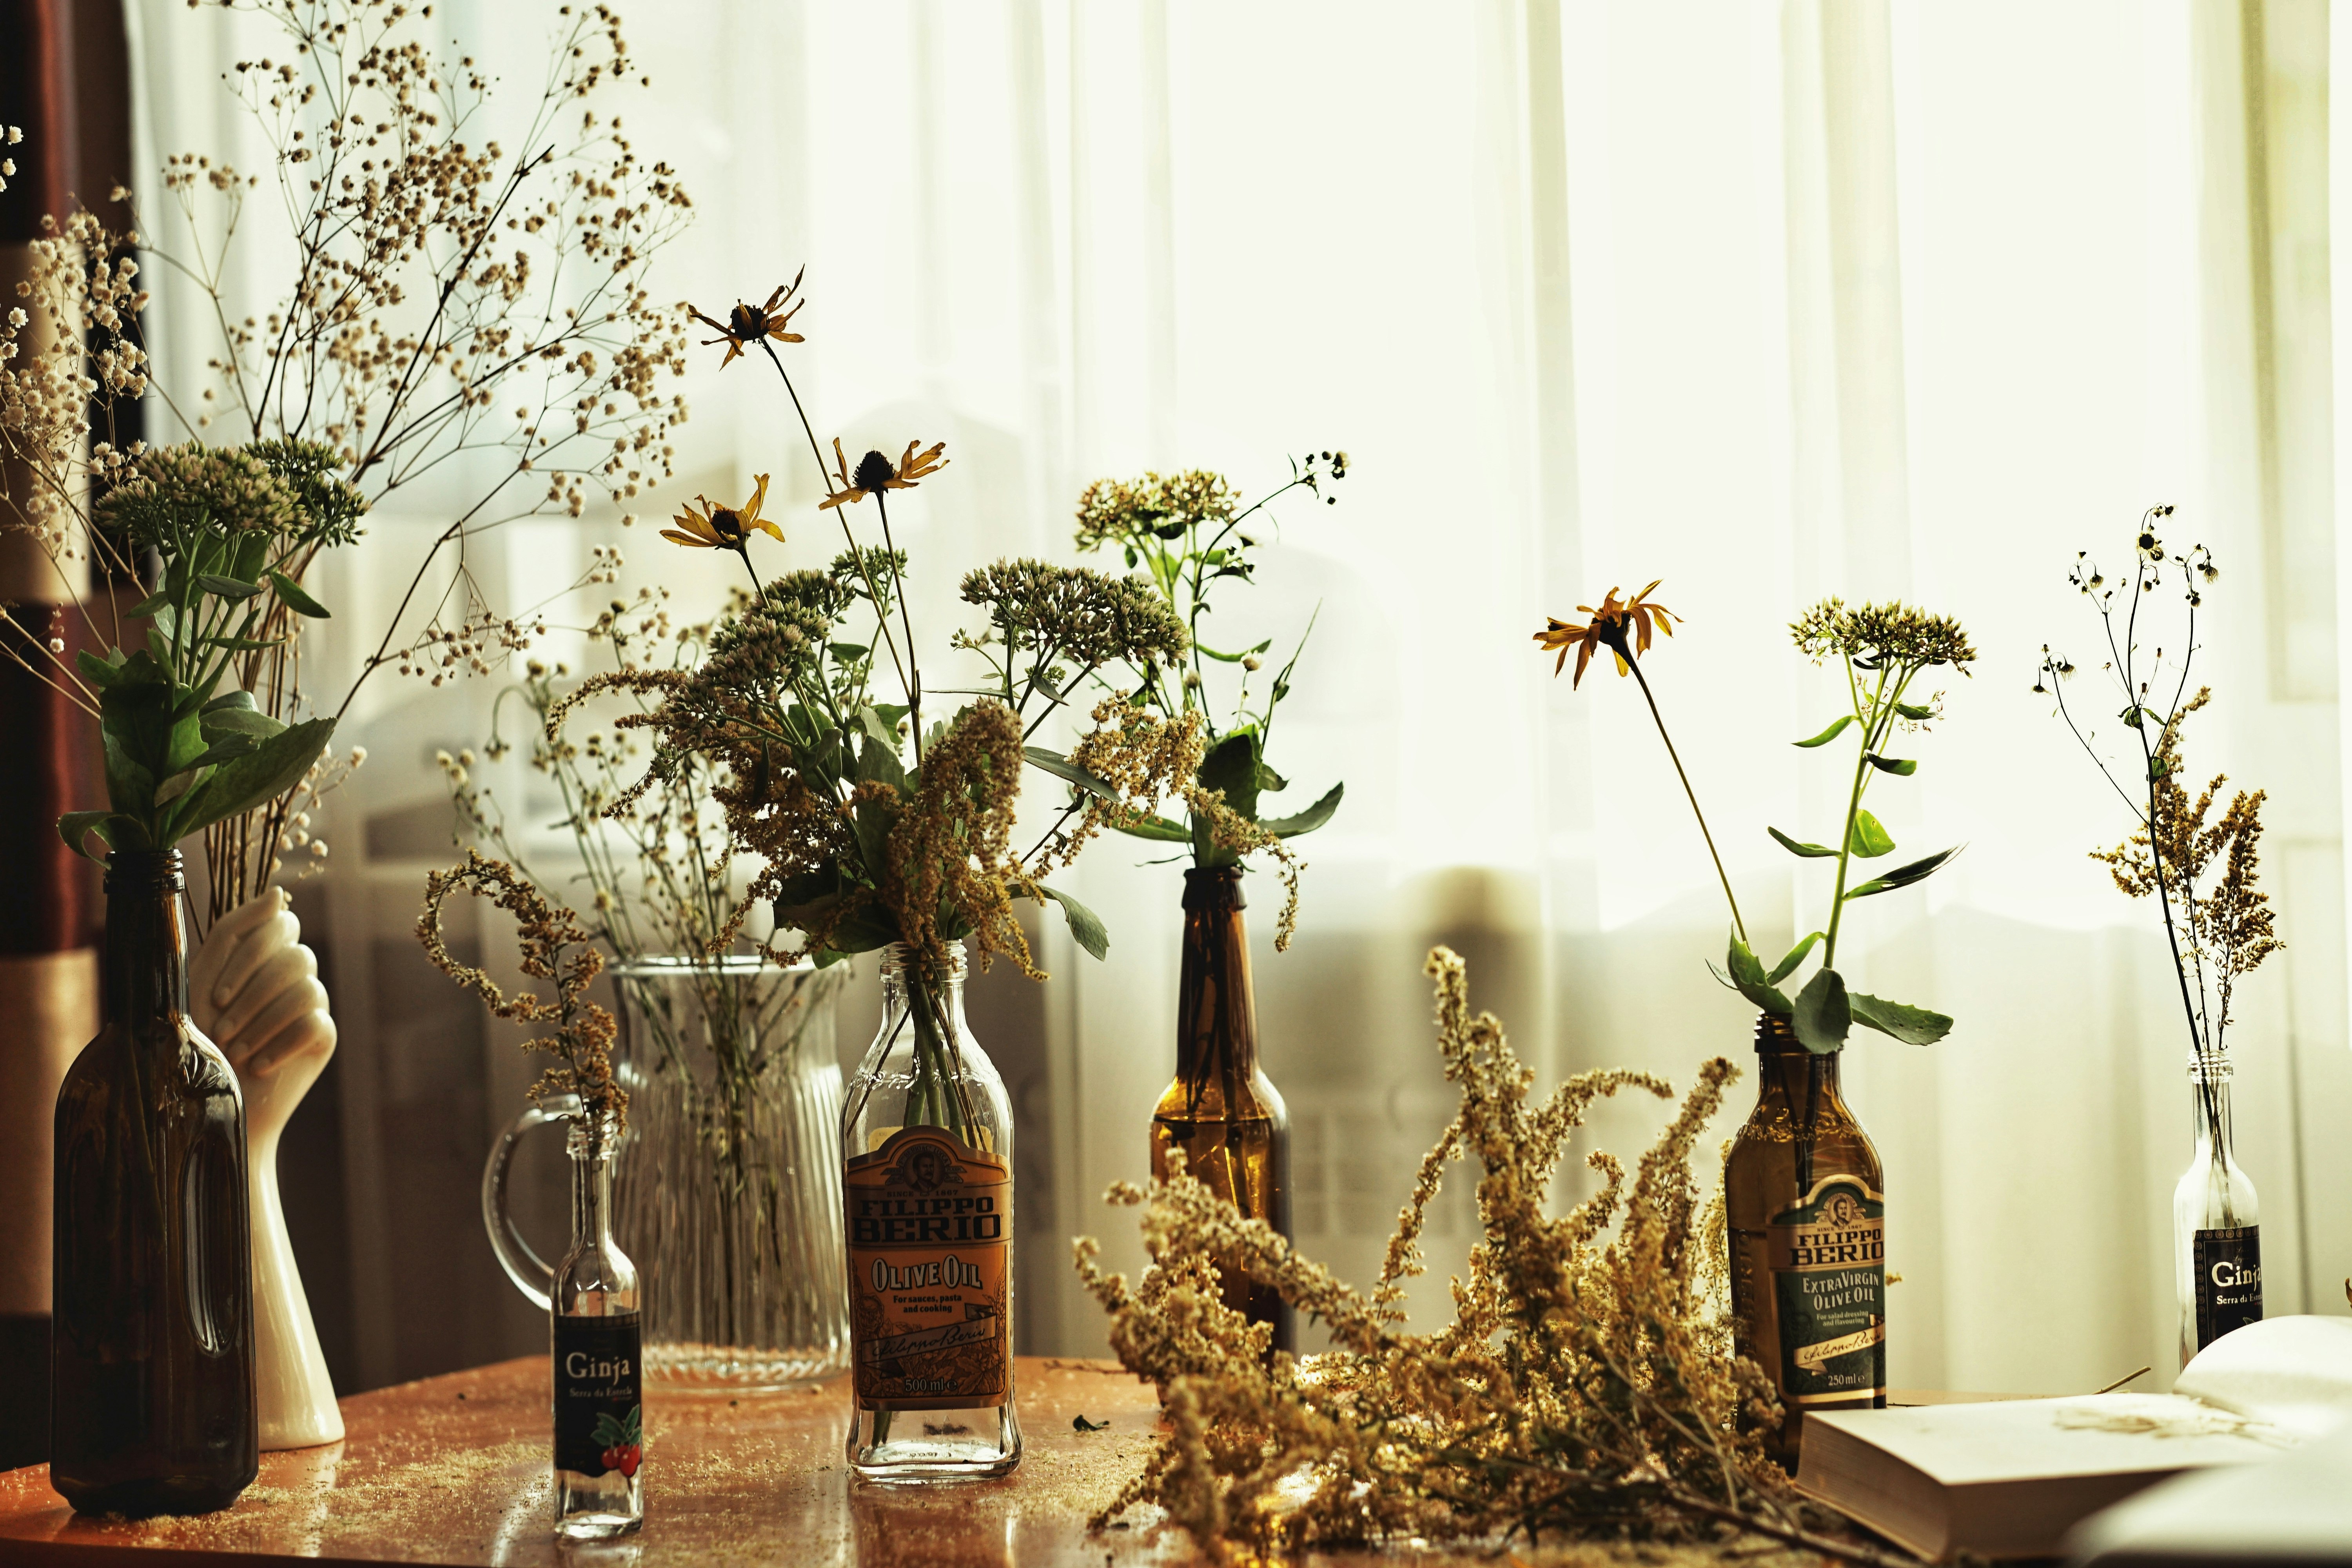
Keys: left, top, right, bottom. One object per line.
{"left": 1822, "top": 665, "right": 1893, "bottom": 970}
{"left": 1623, "top": 652, "right": 1746, "bottom": 946}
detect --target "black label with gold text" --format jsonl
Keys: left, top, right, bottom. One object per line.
{"left": 554, "top": 1312, "right": 643, "bottom": 1479}
{"left": 2192, "top": 1226, "right": 2262, "bottom": 1350}
{"left": 1766, "top": 1176, "right": 1885, "bottom": 1405}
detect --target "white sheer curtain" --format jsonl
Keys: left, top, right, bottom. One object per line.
{"left": 126, "top": 0, "right": 2352, "bottom": 1393}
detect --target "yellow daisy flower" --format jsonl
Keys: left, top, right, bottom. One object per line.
{"left": 690, "top": 271, "right": 808, "bottom": 370}
{"left": 1534, "top": 580, "right": 1679, "bottom": 687}
{"left": 662, "top": 474, "right": 783, "bottom": 553}
{"left": 820, "top": 438, "right": 947, "bottom": 511}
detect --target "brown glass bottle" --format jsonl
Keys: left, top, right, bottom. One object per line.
{"left": 1149, "top": 867, "right": 1294, "bottom": 1354}
{"left": 1724, "top": 1012, "right": 1884, "bottom": 1470}
{"left": 51, "top": 849, "right": 258, "bottom": 1515}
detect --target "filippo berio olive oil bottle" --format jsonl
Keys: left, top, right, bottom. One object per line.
{"left": 51, "top": 849, "right": 258, "bottom": 1515}
{"left": 1725, "top": 1012, "right": 1886, "bottom": 1470}
{"left": 841, "top": 943, "right": 1020, "bottom": 1481}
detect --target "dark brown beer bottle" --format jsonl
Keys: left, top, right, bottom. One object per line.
{"left": 1149, "top": 867, "right": 1294, "bottom": 1354}
{"left": 1724, "top": 1012, "right": 1885, "bottom": 1470}
{"left": 51, "top": 849, "right": 258, "bottom": 1515}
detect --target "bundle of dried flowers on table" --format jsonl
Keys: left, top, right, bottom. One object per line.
{"left": 1076, "top": 946, "right": 1912, "bottom": 1566}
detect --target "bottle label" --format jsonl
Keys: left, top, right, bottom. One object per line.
{"left": 553, "top": 1313, "right": 643, "bottom": 1479}
{"left": 2192, "top": 1226, "right": 2263, "bottom": 1348}
{"left": 844, "top": 1125, "right": 1012, "bottom": 1410}
{"left": 1766, "top": 1176, "right": 1886, "bottom": 1405}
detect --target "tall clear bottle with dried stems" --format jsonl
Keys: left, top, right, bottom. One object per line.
{"left": 841, "top": 944, "right": 1021, "bottom": 1481}
{"left": 2175, "top": 1052, "right": 2260, "bottom": 1365}
{"left": 2042, "top": 518, "right": 2276, "bottom": 1367}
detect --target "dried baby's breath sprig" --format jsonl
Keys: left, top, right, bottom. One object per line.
{"left": 1077, "top": 946, "right": 1901, "bottom": 1565}
{"left": 415, "top": 849, "right": 624, "bottom": 1127}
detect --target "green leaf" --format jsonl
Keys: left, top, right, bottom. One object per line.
{"left": 152, "top": 763, "right": 209, "bottom": 808}
{"left": 1849, "top": 991, "right": 1954, "bottom": 1046}
{"left": 266, "top": 568, "right": 330, "bottom": 618}
{"left": 1845, "top": 808, "right": 1895, "bottom": 859}
{"left": 856, "top": 731, "right": 906, "bottom": 793}
{"left": 1023, "top": 745, "right": 1117, "bottom": 802}
{"left": 1196, "top": 730, "right": 1261, "bottom": 822}
{"left": 1110, "top": 813, "right": 1192, "bottom": 844}
{"left": 1865, "top": 754, "right": 1918, "bottom": 776}
{"left": 1768, "top": 826, "right": 1839, "bottom": 858}
{"left": 201, "top": 704, "right": 287, "bottom": 740}
{"left": 1723, "top": 932, "right": 1792, "bottom": 1015}
{"left": 75, "top": 648, "right": 125, "bottom": 688}
{"left": 1842, "top": 845, "right": 1962, "bottom": 901}
{"left": 1794, "top": 715, "right": 1855, "bottom": 748}
{"left": 823, "top": 906, "right": 900, "bottom": 959}
{"left": 1262, "top": 781, "right": 1343, "bottom": 838}
{"left": 1033, "top": 883, "right": 1109, "bottom": 960}
{"left": 201, "top": 635, "right": 290, "bottom": 652}
{"left": 163, "top": 716, "right": 334, "bottom": 844}
{"left": 1893, "top": 702, "right": 1935, "bottom": 720}
{"left": 124, "top": 588, "right": 174, "bottom": 620}
{"left": 857, "top": 704, "right": 898, "bottom": 749}
{"left": 1767, "top": 931, "right": 1826, "bottom": 985}
{"left": 1791, "top": 967, "right": 1851, "bottom": 1054}
{"left": 203, "top": 690, "right": 258, "bottom": 713}
{"left": 195, "top": 573, "right": 263, "bottom": 600}
{"left": 1255, "top": 761, "right": 1288, "bottom": 793}
{"left": 1196, "top": 637, "right": 1272, "bottom": 664}
{"left": 100, "top": 726, "right": 155, "bottom": 813}
{"left": 230, "top": 529, "right": 270, "bottom": 584}
{"left": 851, "top": 793, "right": 894, "bottom": 880}
{"left": 57, "top": 811, "right": 136, "bottom": 861}
{"left": 771, "top": 868, "right": 848, "bottom": 924}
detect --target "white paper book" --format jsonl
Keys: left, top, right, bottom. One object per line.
{"left": 1795, "top": 1316, "right": 2352, "bottom": 1561}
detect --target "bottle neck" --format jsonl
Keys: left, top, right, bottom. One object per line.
{"left": 567, "top": 1116, "right": 617, "bottom": 1249}
{"left": 102, "top": 849, "right": 191, "bottom": 1025}
{"left": 1176, "top": 867, "right": 1258, "bottom": 1083}
{"left": 2189, "top": 1053, "right": 2235, "bottom": 1154}
{"left": 880, "top": 942, "right": 969, "bottom": 1038}
{"left": 1751, "top": 1011, "right": 1843, "bottom": 1102}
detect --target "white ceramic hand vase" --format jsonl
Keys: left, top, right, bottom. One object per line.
{"left": 190, "top": 887, "right": 345, "bottom": 1449}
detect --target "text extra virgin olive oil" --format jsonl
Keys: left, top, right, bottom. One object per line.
{"left": 1725, "top": 1012, "right": 1886, "bottom": 1469}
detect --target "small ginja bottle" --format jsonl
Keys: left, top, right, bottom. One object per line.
{"left": 553, "top": 1111, "right": 644, "bottom": 1536}
{"left": 842, "top": 942, "right": 1021, "bottom": 1481}
{"left": 2174, "top": 1050, "right": 2261, "bottom": 1367}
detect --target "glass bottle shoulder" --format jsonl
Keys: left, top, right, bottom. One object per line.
{"left": 1153, "top": 1064, "right": 1288, "bottom": 1126}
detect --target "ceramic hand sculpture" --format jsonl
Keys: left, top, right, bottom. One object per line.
{"left": 190, "top": 888, "right": 344, "bottom": 1449}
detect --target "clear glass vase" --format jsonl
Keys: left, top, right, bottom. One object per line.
{"left": 486, "top": 956, "right": 849, "bottom": 1389}
{"left": 2174, "top": 1050, "right": 2262, "bottom": 1367}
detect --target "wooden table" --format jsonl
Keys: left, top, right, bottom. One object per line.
{"left": 0, "top": 1356, "right": 1199, "bottom": 1568}
{"left": 0, "top": 1361, "right": 1993, "bottom": 1566}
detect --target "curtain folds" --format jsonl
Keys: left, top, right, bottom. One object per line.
{"left": 122, "top": 0, "right": 2351, "bottom": 1392}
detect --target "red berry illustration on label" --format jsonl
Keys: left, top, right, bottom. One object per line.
{"left": 590, "top": 1406, "right": 644, "bottom": 1478}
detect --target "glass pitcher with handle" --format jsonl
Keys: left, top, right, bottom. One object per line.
{"left": 484, "top": 955, "right": 850, "bottom": 1387}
